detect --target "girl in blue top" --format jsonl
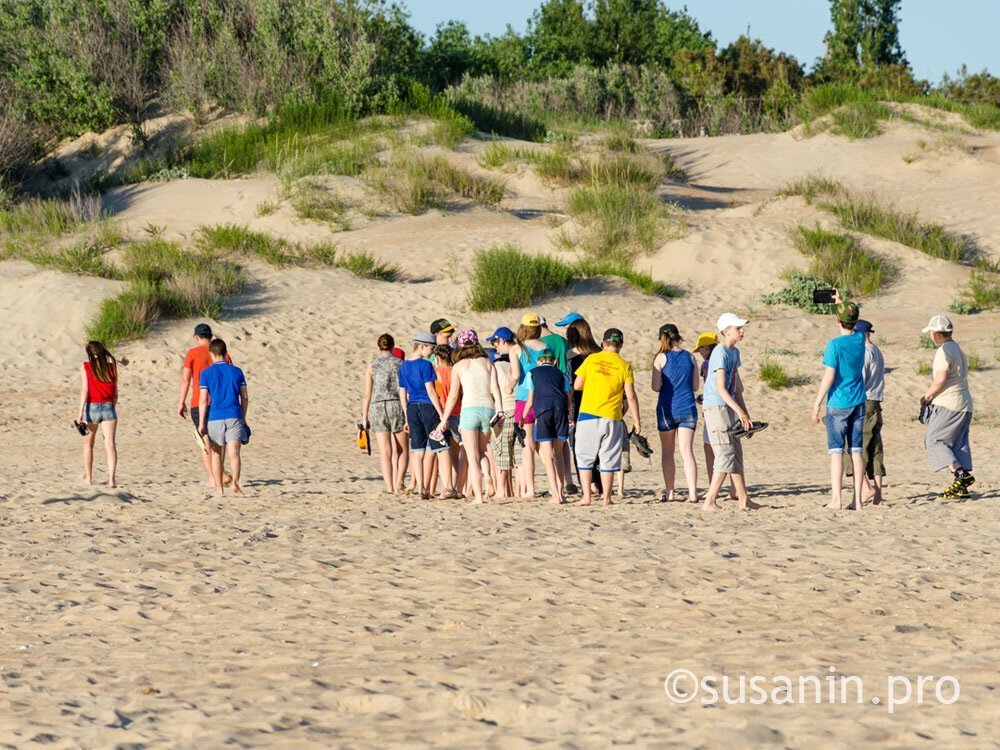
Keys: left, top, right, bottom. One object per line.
{"left": 651, "top": 324, "right": 700, "bottom": 503}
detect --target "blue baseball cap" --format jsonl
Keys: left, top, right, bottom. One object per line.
{"left": 854, "top": 319, "right": 874, "bottom": 334}
{"left": 555, "top": 312, "right": 583, "bottom": 327}
{"left": 487, "top": 326, "right": 515, "bottom": 343}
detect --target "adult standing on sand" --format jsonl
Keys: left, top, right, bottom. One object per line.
{"left": 198, "top": 339, "right": 249, "bottom": 495}
{"left": 920, "top": 315, "right": 975, "bottom": 499}
{"left": 508, "top": 314, "right": 548, "bottom": 497}
{"left": 487, "top": 327, "right": 518, "bottom": 497}
{"left": 77, "top": 340, "right": 119, "bottom": 488}
{"left": 361, "top": 333, "right": 408, "bottom": 494}
{"left": 846, "top": 319, "right": 887, "bottom": 505}
{"left": 702, "top": 314, "right": 759, "bottom": 512}
{"left": 178, "top": 323, "right": 231, "bottom": 486}
{"left": 565, "top": 315, "right": 603, "bottom": 493}
{"left": 811, "top": 299, "right": 866, "bottom": 511}
{"left": 437, "top": 330, "right": 504, "bottom": 504}
{"left": 573, "top": 328, "right": 640, "bottom": 507}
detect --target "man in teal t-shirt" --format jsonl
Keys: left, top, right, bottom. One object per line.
{"left": 811, "top": 298, "right": 866, "bottom": 511}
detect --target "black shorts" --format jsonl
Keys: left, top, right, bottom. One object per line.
{"left": 534, "top": 410, "right": 569, "bottom": 443}
{"left": 190, "top": 405, "right": 209, "bottom": 428}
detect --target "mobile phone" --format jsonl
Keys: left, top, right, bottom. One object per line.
{"left": 489, "top": 412, "right": 503, "bottom": 427}
{"left": 812, "top": 288, "right": 836, "bottom": 305}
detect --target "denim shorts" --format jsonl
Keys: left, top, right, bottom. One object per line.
{"left": 85, "top": 402, "right": 117, "bottom": 424}
{"left": 459, "top": 406, "right": 494, "bottom": 434}
{"left": 826, "top": 403, "right": 865, "bottom": 454}
{"left": 656, "top": 404, "right": 697, "bottom": 432}
{"left": 407, "top": 402, "right": 449, "bottom": 453}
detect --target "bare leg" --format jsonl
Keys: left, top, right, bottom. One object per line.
{"left": 730, "top": 473, "right": 759, "bottom": 510}
{"left": 521, "top": 429, "right": 537, "bottom": 497}
{"left": 702, "top": 470, "right": 727, "bottom": 511}
{"left": 538, "top": 440, "right": 564, "bottom": 504}
{"left": 226, "top": 440, "right": 242, "bottom": 493}
{"left": 82, "top": 425, "right": 98, "bottom": 484}
{"left": 376, "top": 431, "right": 394, "bottom": 493}
{"left": 101, "top": 419, "right": 118, "bottom": 488}
{"left": 421, "top": 450, "right": 436, "bottom": 497}
{"left": 461, "top": 429, "right": 485, "bottom": 503}
{"left": 209, "top": 443, "right": 225, "bottom": 494}
{"left": 677, "top": 427, "right": 698, "bottom": 502}
{"left": 577, "top": 469, "right": 594, "bottom": 506}
{"left": 561, "top": 441, "right": 575, "bottom": 491}
{"left": 200, "top": 434, "right": 214, "bottom": 486}
{"left": 412, "top": 449, "right": 425, "bottom": 497}
{"left": 437, "top": 449, "right": 455, "bottom": 495}
{"left": 392, "top": 431, "right": 408, "bottom": 494}
{"left": 600, "top": 471, "right": 614, "bottom": 506}
{"left": 872, "top": 475, "right": 884, "bottom": 505}
{"left": 849, "top": 452, "right": 865, "bottom": 511}
{"left": 827, "top": 453, "right": 845, "bottom": 509}
{"left": 659, "top": 429, "right": 677, "bottom": 500}
{"left": 553, "top": 439, "right": 567, "bottom": 502}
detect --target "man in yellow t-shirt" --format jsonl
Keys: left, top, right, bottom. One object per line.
{"left": 573, "top": 328, "right": 641, "bottom": 506}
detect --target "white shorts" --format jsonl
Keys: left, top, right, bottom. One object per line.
{"left": 574, "top": 417, "right": 625, "bottom": 472}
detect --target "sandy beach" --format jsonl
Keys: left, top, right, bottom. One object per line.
{"left": 2, "top": 115, "right": 999, "bottom": 747}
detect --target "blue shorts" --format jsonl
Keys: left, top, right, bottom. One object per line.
{"left": 85, "top": 402, "right": 117, "bottom": 424}
{"left": 459, "top": 406, "right": 494, "bottom": 434}
{"left": 826, "top": 403, "right": 865, "bottom": 454}
{"left": 656, "top": 404, "right": 697, "bottom": 432}
{"left": 448, "top": 415, "right": 462, "bottom": 444}
{"left": 534, "top": 410, "right": 569, "bottom": 442}
{"left": 407, "top": 402, "right": 449, "bottom": 453}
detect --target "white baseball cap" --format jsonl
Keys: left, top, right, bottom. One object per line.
{"left": 716, "top": 312, "right": 749, "bottom": 332}
{"left": 921, "top": 315, "right": 953, "bottom": 333}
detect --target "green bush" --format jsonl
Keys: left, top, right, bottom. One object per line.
{"left": 791, "top": 225, "right": 897, "bottom": 296}
{"left": 467, "top": 244, "right": 575, "bottom": 311}
{"left": 831, "top": 100, "right": 891, "bottom": 139}
{"left": 564, "top": 183, "right": 667, "bottom": 263}
{"left": 762, "top": 273, "right": 837, "bottom": 314}
{"left": 967, "top": 354, "right": 984, "bottom": 372}
{"left": 950, "top": 270, "right": 1000, "bottom": 313}
{"left": 588, "top": 152, "right": 663, "bottom": 191}
{"left": 758, "top": 358, "right": 791, "bottom": 389}
{"left": 776, "top": 174, "right": 846, "bottom": 203}
{"left": 27, "top": 241, "right": 120, "bottom": 279}
{"left": 370, "top": 153, "right": 506, "bottom": 214}
{"left": 197, "top": 224, "right": 293, "bottom": 265}
{"left": 336, "top": 250, "right": 400, "bottom": 281}
{"left": 448, "top": 97, "right": 547, "bottom": 141}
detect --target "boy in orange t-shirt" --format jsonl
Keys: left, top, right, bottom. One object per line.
{"left": 178, "top": 323, "right": 232, "bottom": 485}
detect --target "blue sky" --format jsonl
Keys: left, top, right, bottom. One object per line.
{"left": 403, "top": 0, "right": 998, "bottom": 83}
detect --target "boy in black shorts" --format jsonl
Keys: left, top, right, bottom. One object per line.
{"left": 520, "top": 347, "right": 572, "bottom": 504}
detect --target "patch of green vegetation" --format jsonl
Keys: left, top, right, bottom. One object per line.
{"left": 791, "top": 224, "right": 897, "bottom": 296}
{"left": 776, "top": 174, "right": 846, "bottom": 203}
{"left": 916, "top": 361, "right": 932, "bottom": 375}
{"left": 467, "top": 244, "right": 575, "bottom": 312}
{"left": 197, "top": 224, "right": 294, "bottom": 265}
{"left": 27, "top": 240, "right": 121, "bottom": 279}
{"left": 288, "top": 181, "right": 351, "bottom": 229}
{"left": 575, "top": 259, "right": 681, "bottom": 298}
{"left": 826, "top": 197, "right": 969, "bottom": 262}
{"left": 949, "top": 270, "right": 1000, "bottom": 313}
{"left": 588, "top": 152, "right": 663, "bottom": 191}
{"left": 967, "top": 354, "right": 984, "bottom": 372}
{"left": 335, "top": 249, "right": 400, "bottom": 281}
{"left": 370, "top": 152, "right": 506, "bottom": 215}
{"left": 562, "top": 184, "right": 669, "bottom": 263}
{"left": 831, "top": 100, "right": 891, "bottom": 139}
{"left": 918, "top": 333, "right": 935, "bottom": 349}
{"left": 758, "top": 358, "right": 791, "bottom": 389}
{"left": 762, "top": 273, "right": 837, "bottom": 314}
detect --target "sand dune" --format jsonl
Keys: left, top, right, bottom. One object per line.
{"left": 2, "top": 116, "right": 999, "bottom": 746}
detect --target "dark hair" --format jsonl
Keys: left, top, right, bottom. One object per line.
{"left": 657, "top": 324, "right": 682, "bottom": 354}
{"left": 454, "top": 343, "right": 487, "bottom": 363}
{"left": 210, "top": 338, "right": 228, "bottom": 357}
{"left": 433, "top": 345, "right": 453, "bottom": 365}
{"left": 516, "top": 324, "right": 541, "bottom": 344}
{"left": 566, "top": 318, "right": 600, "bottom": 356}
{"left": 85, "top": 340, "right": 117, "bottom": 383}
{"left": 377, "top": 333, "right": 394, "bottom": 351}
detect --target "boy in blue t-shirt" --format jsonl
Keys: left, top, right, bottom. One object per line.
{"left": 811, "top": 298, "right": 866, "bottom": 511}
{"left": 520, "top": 348, "right": 571, "bottom": 504}
{"left": 198, "top": 338, "right": 249, "bottom": 495}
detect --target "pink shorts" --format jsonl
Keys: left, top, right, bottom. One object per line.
{"left": 514, "top": 400, "right": 536, "bottom": 425}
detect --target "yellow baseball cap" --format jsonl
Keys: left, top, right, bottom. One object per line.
{"left": 693, "top": 331, "right": 719, "bottom": 350}
{"left": 521, "top": 313, "right": 541, "bottom": 326}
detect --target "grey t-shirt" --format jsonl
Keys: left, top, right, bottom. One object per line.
{"left": 862, "top": 341, "right": 885, "bottom": 402}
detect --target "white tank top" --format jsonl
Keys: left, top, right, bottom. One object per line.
{"left": 459, "top": 359, "right": 494, "bottom": 409}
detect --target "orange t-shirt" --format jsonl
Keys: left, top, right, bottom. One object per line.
{"left": 434, "top": 366, "right": 461, "bottom": 417}
{"left": 184, "top": 346, "right": 232, "bottom": 407}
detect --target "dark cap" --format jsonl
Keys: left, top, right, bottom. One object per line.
{"left": 430, "top": 318, "right": 455, "bottom": 335}
{"left": 854, "top": 319, "right": 874, "bottom": 335}
{"left": 194, "top": 323, "right": 213, "bottom": 338}
{"left": 487, "top": 326, "right": 515, "bottom": 343}
{"left": 603, "top": 328, "right": 624, "bottom": 343}
{"left": 658, "top": 323, "right": 679, "bottom": 339}
{"left": 837, "top": 301, "right": 860, "bottom": 325}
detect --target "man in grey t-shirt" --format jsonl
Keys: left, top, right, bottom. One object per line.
{"left": 848, "top": 320, "right": 886, "bottom": 504}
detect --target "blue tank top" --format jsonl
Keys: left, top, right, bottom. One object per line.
{"left": 658, "top": 350, "right": 697, "bottom": 417}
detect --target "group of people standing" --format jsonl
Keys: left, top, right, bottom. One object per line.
{"left": 72, "top": 305, "right": 975, "bottom": 508}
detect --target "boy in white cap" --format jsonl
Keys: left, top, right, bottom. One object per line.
{"left": 702, "top": 313, "right": 759, "bottom": 512}
{"left": 920, "top": 315, "right": 975, "bottom": 498}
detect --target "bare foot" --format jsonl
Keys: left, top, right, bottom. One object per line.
{"left": 223, "top": 472, "right": 233, "bottom": 487}
{"left": 702, "top": 500, "right": 723, "bottom": 512}
{"left": 576, "top": 499, "right": 592, "bottom": 506}
{"left": 469, "top": 498, "right": 484, "bottom": 504}
{"left": 825, "top": 501, "right": 843, "bottom": 510}
{"left": 740, "top": 499, "right": 762, "bottom": 511}
{"left": 232, "top": 484, "right": 243, "bottom": 494}
{"left": 108, "top": 481, "right": 117, "bottom": 489}
{"left": 548, "top": 497, "right": 565, "bottom": 505}
{"left": 81, "top": 476, "right": 93, "bottom": 486}
{"left": 602, "top": 498, "right": 613, "bottom": 507}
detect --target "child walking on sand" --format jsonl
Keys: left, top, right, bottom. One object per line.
{"left": 198, "top": 339, "right": 249, "bottom": 495}
{"left": 77, "top": 340, "right": 119, "bottom": 488}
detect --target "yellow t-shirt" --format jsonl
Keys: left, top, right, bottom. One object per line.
{"left": 576, "top": 351, "right": 634, "bottom": 421}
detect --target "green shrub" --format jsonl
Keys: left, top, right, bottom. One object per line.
{"left": 792, "top": 225, "right": 897, "bottom": 296}
{"left": 916, "top": 361, "right": 932, "bottom": 375}
{"left": 288, "top": 182, "right": 351, "bottom": 229}
{"left": 918, "top": 333, "right": 935, "bottom": 349}
{"left": 564, "top": 183, "right": 668, "bottom": 263}
{"left": 776, "top": 174, "right": 846, "bottom": 203}
{"left": 467, "top": 244, "right": 575, "bottom": 312}
{"left": 826, "top": 197, "right": 969, "bottom": 262}
{"left": 950, "top": 270, "right": 1000, "bottom": 313}
{"left": 447, "top": 97, "right": 547, "bottom": 141}
{"left": 478, "top": 142, "right": 519, "bottom": 169}
{"left": 336, "top": 250, "right": 400, "bottom": 281}
{"left": 762, "top": 273, "right": 837, "bottom": 314}
{"left": 831, "top": 100, "right": 891, "bottom": 139}
{"left": 758, "top": 358, "right": 791, "bottom": 389}
{"left": 588, "top": 152, "right": 663, "bottom": 191}
{"left": 87, "top": 281, "right": 161, "bottom": 346}
{"left": 27, "top": 241, "right": 120, "bottom": 279}
{"left": 967, "top": 354, "right": 984, "bottom": 372}
{"left": 371, "top": 153, "right": 506, "bottom": 214}
{"left": 197, "top": 224, "right": 293, "bottom": 265}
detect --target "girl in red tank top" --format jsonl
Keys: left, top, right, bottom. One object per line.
{"left": 77, "top": 341, "right": 119, "bottom": 488}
